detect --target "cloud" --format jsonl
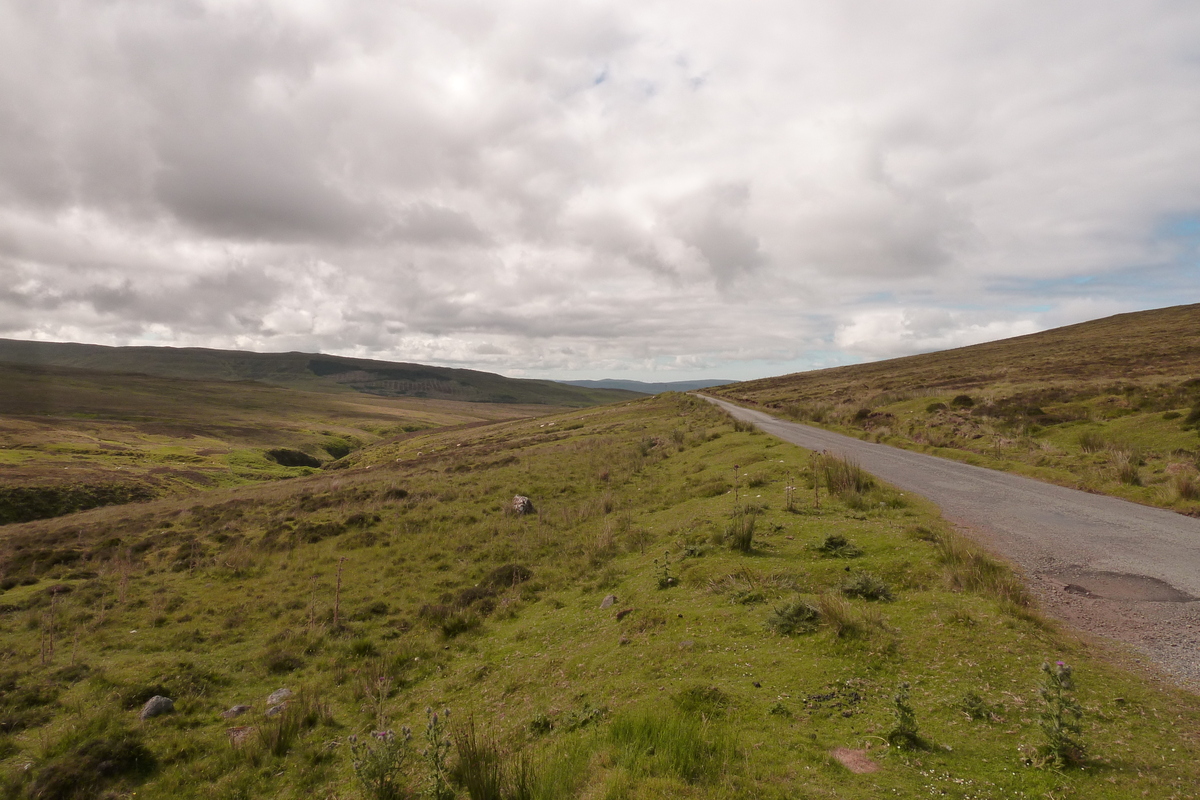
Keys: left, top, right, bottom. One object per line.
{"left": 1, "top": 0, "right": 1198, "bottom": 379}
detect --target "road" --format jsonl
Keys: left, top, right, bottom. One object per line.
{"left": 703, "top": 396, "right": 1200, "bottom": 686}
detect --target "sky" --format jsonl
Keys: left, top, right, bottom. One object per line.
{"left": 1, "top": 0, "right": 1198, "bottom": 382}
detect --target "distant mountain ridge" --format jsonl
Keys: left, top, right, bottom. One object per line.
{"left": 0, "top": 338, "right": 639, "bottom": 407}
{"left": 560, "top": 378, "right": 737, "bottom": 394}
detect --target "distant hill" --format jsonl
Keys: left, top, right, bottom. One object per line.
{"left": 711, "top": 303, "right": 1200, "bottom": 407}
{"left": 0, "top": 338, "right": 640, "bottom": 407}
{"left": 560, "top": 378, "right": 737, "bottom": 394}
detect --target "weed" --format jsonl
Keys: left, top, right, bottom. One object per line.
{"left": 654, "top": 551, "right": 676, "bottom": 589}
{"left": 841, "top": 572, "right": 894, "bottom": 602}
{"left": 959, "top": 690, "right": 994, "bottom": 722}
{"left": 422, "top": 707, "right": 454, "bottom": 800}
{"left": 765, "top": 598, "right": 820, "bottom": 635}
{"left": 349, "top": 728, "right": 413, "bottom": 800}
{"left": 887, "top": 682, "right": 922, "bottom": 750}
{"left": 1034, "top": 661, "right": 1084, "bottom": 768}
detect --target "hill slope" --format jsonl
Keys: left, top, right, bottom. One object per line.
{"left": 711, "top": 303, "right": 1200, "bottom": 512}
{"left": 0, "top": 338, "right": 639, "bottom": 407}
{"left": 0, "top": 393, "right": 1198, "bottom": 799}
{"left": 560, "top": 378, "right": 737, "bottom": 394}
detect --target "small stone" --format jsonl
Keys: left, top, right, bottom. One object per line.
{"left": 618, "top": 636, "right": 631, "bottom": 646}
{"left": 512, "top": 495, "right": 535, "bottom": 515}
{"left": 678, "top": 640, "right": 694, "bottom": 650}
{"left": 139, "top": 695, "right": 174, "bottom": 720}
{"left": 267, "top": 687, "right": 293, "bottom": 706}
{"left": 221, "top": 705, "right": 252, "bottom": 719}
{"left": 600, "top": 594, "right": 617, "bottom": 609}
{"left": 226, "top": 726, "right": 254, "bottom": 747}
{"left": 265, "top": 704, "right": 287, "bottom": 718}
{"left": 615, "top": 608, "right": 633, "bottom": 621}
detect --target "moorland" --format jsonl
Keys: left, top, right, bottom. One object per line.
{"left": 1, "top": 338, "right": 1199, "bottom": 798}
{"left": 711, "top": 303, "right": 1200, "bottom": 514}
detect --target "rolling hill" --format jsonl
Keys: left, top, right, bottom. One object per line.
{"left": 0, "top": 338, "right": 640, "bottom": 407}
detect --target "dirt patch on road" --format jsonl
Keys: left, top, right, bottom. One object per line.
{"left": 1053, "top": 571, "right": 1197, "bottom": 603}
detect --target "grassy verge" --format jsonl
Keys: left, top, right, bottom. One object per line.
{"left": 1, "top": 394, "right": 1198, "bottom": 798}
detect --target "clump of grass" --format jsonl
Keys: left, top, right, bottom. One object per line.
{"left": 672, "top": 686, "right": 730, "bottom": 718}
{"left": 724, "top": 506, "right": 758, "bottom": 553}
{"left": 25, "top": 725, "right": 156, "bottom": 800}
{"left": 816, "top": 594, "right": 862, "bottom": 638}
{"left": 931, "top": 529, "right": 1029, "bottom": 606}
{"left": 841, "top": 572, "right": 894, "bottom": 602}
{"left": 452, "top": 717, "right": 536, "bottom": 800}
{"left": 255, "top": 690, "right": 332, "bottom": 758}
{"left": 1112, "top": 451, "right": 1142, "bottom": 486}
{"left": 811, "top": 534, "right": 862, "bottom": 558}
{"left": 765, "top": 598, "right": 820, "bottom": 635}
{"left": 811, "top": 451, "right": 874, "bottom": 495}
{"left": 1171, "top": 471, "right": 1200, "bottom": 501}
{"left": 606, "top": 710, "right": 731, "bottom": 785}
{"left": 1077, "top": 430, "right": 1107, "bottom": 453}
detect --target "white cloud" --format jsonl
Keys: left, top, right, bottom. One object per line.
{"left": 1, "top": 0, "right": 1198, "bottom": 380}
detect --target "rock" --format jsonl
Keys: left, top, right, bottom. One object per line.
{"left": 512, "top": 495, "right": 535, "bottom": 515}
{"left": 267, "top": 687, "right": 293, "bottom": 706}
{"left": 226, "top": 726, "right": 254, "bottom": 747}
{"left": 615, "top": 608, "right": 633, "bottom": 621}
{"left": 600, "top": 594, "right": 617, "bottom": 609}
{"left": 139, "top": 696, "right": 174, "bottom": 720}
{"left": 265, "top": 704, "right": 287, "bottom": 718}
{"left": 618, "top": 636, "right": 631, "bottom": 646}
{"left": 221, "top": 705, "right": 252, "bottom": 719}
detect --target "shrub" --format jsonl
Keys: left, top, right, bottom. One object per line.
{"left": 765, "top": 599, "right": 820, "bottom": 635}
{"left": 263, "top": 648, "right": 304, "bottom": 675}
{"left": 950, "top": 394, "right": 975, "bottom": 408}
{"left": 841, "top": 572, "right": 894, "bottom": 602}
{"left": 925, "top": 402, "right": 948, "bottom": 413}
{"left": 484, "top": 564, "right": 532, "bottom": 589}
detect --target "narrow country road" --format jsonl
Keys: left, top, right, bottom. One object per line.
{"left": 702, "top": 395, "right": 1200, "bottom": 687}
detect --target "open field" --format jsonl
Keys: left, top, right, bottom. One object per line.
{"left": 1, "top": 393, "right": 1198, "bottom": 798}
{"left": 0, "top": 362, "right": 561, "bottom": 524}
{"left": 710, "top": 303, "right": 1200, "bottom": 513}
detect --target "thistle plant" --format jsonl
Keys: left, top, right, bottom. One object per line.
{"left": 422, "top": 707, "right": 454, "bottom": 800}
{"left": 887, "top": 681, "right": 921, "bottom": 750}
{"left": 1035, "top": 661, "right": 1084, "bottom": 768}
{"left": 654, "top": 550, "right": 676, "bottom": 589}
{"left": 349, "top": 727, "right": 413, "bottom": 800}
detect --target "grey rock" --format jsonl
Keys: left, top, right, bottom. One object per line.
{"left": 267, "top": 687, "right": 293, "bottom": 706}
{"left": 265, "top": 704, "right": 287, "bottom": 718}
{"left": 600, "top": 594, "right": 617, "bottom": 609}
{"left": 512, "top": 495, "right": 535, "bottom": 515}
{"left": 139, "top": 695, "right": 174, "bottom": 720}
{"left": 221, "top": 705, "right": 252, "bottom": 719}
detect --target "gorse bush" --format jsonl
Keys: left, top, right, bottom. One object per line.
{"left": 765, "top": 598, "right": 820, "bottom": 635}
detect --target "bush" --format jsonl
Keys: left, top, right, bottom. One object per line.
{"left": 28, "top": 729, "right": 156, "bottom": 800}
{"left": 925, "top": 402, "right": 948, "bottom": 413}
{"left": 812, "top": 534, "right": 862, "bottom": 558}
{"left": 765, "top": 599, "right": 820, "bottom": 635}
{"left": 841, "top": 572, "right": 894, "bottom": 602}
{"left": 950, "top": 394, "right": 975, "bottom": 408}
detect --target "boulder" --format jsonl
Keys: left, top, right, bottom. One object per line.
{"left": 600, "top": 594, "right": 617, "bottom": 609}
{"left": 221, "top": 705, "right": 252, "bottom": 719}
{"left": 267, "top": 687, "right": 293, "bottom": 706}
{"left": 139, "top": 695, "right": 174, "bottom": 720}
{"left": 512, "top": 496, "right": 535, "bottom": 515}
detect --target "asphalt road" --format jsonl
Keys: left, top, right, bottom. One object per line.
{"left": 703, "top": 395, "right": 1200, "bottom": 684}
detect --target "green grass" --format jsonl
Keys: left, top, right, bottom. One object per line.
{"left": 0, "top": 393, "right": 1198, "bottom": 798}
{"left": 712, "top": 303, "right": 1200, "bottom": 513}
